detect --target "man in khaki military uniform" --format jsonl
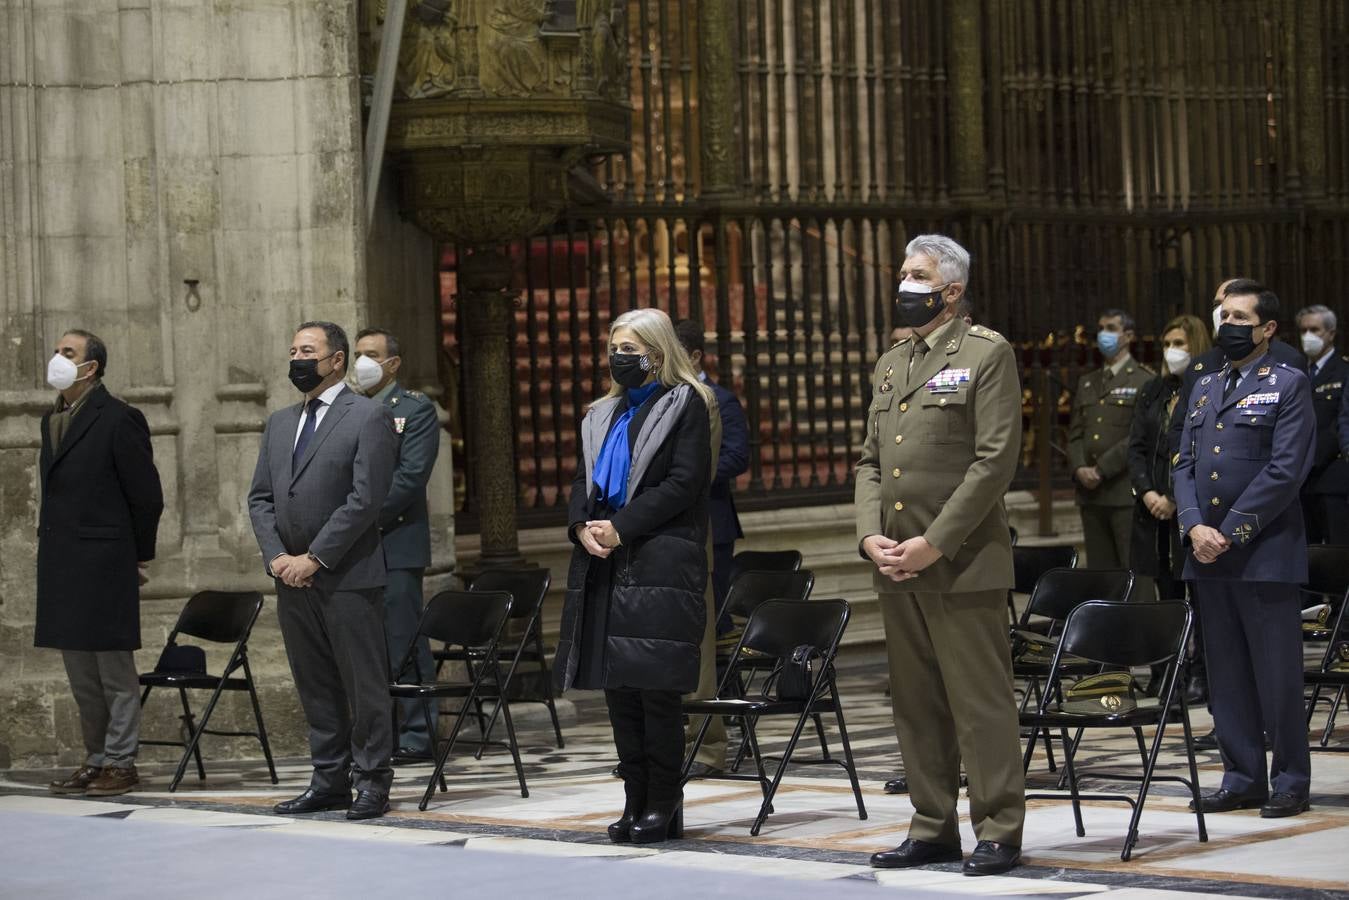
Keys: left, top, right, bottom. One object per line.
{"left": 1068, "top": 310, "right": 1153, "bottom": 570}
{"left": 857, "top": 235, "right": 1025, "bottom": 877}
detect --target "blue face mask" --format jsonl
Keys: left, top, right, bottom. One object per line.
{"left": 1097, "top": 330, "right": 1122, "bottom": 357}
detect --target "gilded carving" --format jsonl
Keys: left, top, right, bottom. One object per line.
{"left": 482, "top": 0, "right": 551, "bottom": 96}
{"left": 697, "top": 1, "right": 737, "bottom": 195}
{"left": 395, "top": 1, "right": 459, "bottom": 99}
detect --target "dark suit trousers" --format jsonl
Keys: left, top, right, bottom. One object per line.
{"left": 277, "top": 584, "right": 394, "bottom": 794}
{"left": 384, "top": 568, "right": 437, "bottom": 754}
{"left": 1194, "top": 580, "right": 1310, "bottom": 799}
{"left": 606, "top": 688, "right": 684, "bottom": 808}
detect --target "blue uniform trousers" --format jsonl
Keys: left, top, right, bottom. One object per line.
{"left": 1194, "top": 579, "right": 1310, "bottom": 799}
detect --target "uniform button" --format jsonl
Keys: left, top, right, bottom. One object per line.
{"left": 1092, "top": 433, "right": 1100, "bottom": 440}
{"left": 895, "top": 435, "right": 903, "bottom": 444}
{"left": 1213, "top": 445, "right": 1221, "bottom": 454}
{"left": 1210, "top": 471, "right": 1219, "bottom": 481}
{"left": 1210, "top": 497, "right": 1221, "bottom": 507}
{"left": 892, "top": 468, "right": 902, "bottom": 478}
{"left": 1216, "top": 422, "right": 1224, "bottom": 430}
{"left": 1095, "top": 416, "right": 1103, "bottom": 423}
{"left": 894, "top": 501, "right": 904, "bottom": 511}
{"left": 939, "top": 397, "right": 947, "bottom": 406}
{"left": 899, "top": 402, "right": 908, "bottom": 412}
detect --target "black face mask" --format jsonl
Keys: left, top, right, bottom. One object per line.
{"left": 289, "top": 353, "right": 334, "bottom": 394}
{"left": 609, "top": 352, "right": 653, "bottom": 389}
{"left": 894, "top": 283, "right": 947, "bottom": 328}
{"left": 1215, "top": 323, "right": 1262, "bottom": 362}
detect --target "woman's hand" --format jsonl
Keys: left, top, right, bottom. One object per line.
{"left": 575, "top": 523, "right": 612, "bottom": 559}
{"left": 586, "top": 519, "right": 622, "bottom": 551}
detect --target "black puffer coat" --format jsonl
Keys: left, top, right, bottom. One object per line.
{"left": 555, "top": 384, "right": 711, "bottom": 694}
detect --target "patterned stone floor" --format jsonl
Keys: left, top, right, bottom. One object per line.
{"left": 2, "top": 655, "right": 1347, "bottom": 899}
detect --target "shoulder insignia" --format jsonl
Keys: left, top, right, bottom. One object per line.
{"left": 1171, "top": 452, "right": 1181, "bottom": 466}
{"left": 967, "top": 325, "right": 1006, "bottom": 343}
{"left": 389, "top": 396, "right": 399, "bottom": 406}
{"left": 405, "top": 389, "right": 425, "bottom": 399}
{"left": 1257, "top": 366, "right": 1270, "bottom": 378}
{"left": 1193, "top": 362, "right": 1204, "bottom": 372}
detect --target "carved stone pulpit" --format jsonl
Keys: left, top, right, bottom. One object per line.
{"left": 373, "top": 0, "right": 630, "bottom": 567}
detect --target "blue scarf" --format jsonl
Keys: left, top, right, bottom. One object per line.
{"left": 593, "top": 381, "right": 661, "bottom": 509}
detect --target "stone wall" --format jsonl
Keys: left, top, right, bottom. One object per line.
{"left": 0, "top": 0, "right": 453, "bottom": 769}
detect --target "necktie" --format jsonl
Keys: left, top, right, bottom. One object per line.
{"left": 292, "top": 397, "right": 323, "bottom": 471}
{"left": 908, "top": 337, "right": 929, "bottom": 376}
{"left": 1223, "top": 368, "right": 1241, "bottom": 401}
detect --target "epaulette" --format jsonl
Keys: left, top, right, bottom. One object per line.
{"left": 967, "top": 324, "right": 1006, "bottom": 343}
{"left": 404, "top": 389, "right": 426, "bottom": 400}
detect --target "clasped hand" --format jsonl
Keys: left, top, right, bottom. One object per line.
{"left": 272, "top": 553, "right": 319, "bottom": 588}
{"left": 1189, "top": 525, "right": 1230, "bottom": 564}
{"left": 862, "top": 534, "right": 942, "bottom": 582}
{"left": 577, "top": 520, "right": 621, "bottom": 558}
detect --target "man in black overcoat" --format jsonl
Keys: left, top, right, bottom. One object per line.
{"left": 37, "top": 330, "right": 163, "bottom": 797}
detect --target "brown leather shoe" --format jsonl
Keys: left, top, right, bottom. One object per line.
{"left": 48, "top": 765, "right": 102, "bottom": 795}
{"left": 85, "top": 765, "right": 139, "bottom": 797}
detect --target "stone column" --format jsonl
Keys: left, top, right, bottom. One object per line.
{"left": 459, "top": 249, "right": 522, "bottom": 568}
{"left": 1296, "top": 0, "right": 1326, "bottom": 203}
{"left": 698, "top": 0, "right": 739, "bottom": 199}
{"left": 946, "top": 0, "right": 988, "bottom": 204}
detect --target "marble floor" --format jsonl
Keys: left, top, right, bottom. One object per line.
{"left": 2, "top": 657, "right": 1347, "bottom": 899}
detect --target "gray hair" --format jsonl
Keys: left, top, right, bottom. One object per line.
{"left": 904, "top": 234, "right": 970, "bottom": 287}
{"left": 1296, "top": 304, "right": 1338, "bottom": 332}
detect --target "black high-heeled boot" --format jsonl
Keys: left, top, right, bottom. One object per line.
{"left": 608, "top": 792, "right": 644, "bottom": 843}
{"left": 630, "top": 801, "right": 683, "bottom": 844}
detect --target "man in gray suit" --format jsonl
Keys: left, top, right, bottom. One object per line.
{"left": 248, "top": 321, "right": 397, "bottom": 820}
{"left": 353, "top": 327, "right": 440, "bottom": 760}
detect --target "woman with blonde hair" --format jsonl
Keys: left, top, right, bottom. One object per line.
{"left": 555, "top": 307, "right": 713, "bottom": 844}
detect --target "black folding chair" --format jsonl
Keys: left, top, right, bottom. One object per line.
{"left": 728, "top": 549, "right": 803, "bottom": 585}
{"left": 1021, "top": 599, "right": 1206, "bottom": 861}
{"left": 457, "top": 567, "right": 563, "bottom": 754}
{"left": 683, "top": 598, "right": 866, "bottom": 836}
{"left": 1009, "top": 543, "right": 1078, "bottom": 625}
{"left": 1304, "top": 545, "right": 1349, "bottom": 751}
{"left": 1014, "top": 568, "right": 1135, "bottom": 775}
{"left": 138, "top": 591, "right": 277, "bottom": 792}
{"left": 392, "top": 590, "right": 528, "bottom": 810}
{"left": 712, "top": 570, "right": 816, "bottom": 772}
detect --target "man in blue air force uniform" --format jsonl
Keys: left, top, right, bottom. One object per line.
{"left": 354, "top": 328, "right": 441, "bottom": 761}
{"left": 1173, "top": 280, "right": 1314, "bottom": 818}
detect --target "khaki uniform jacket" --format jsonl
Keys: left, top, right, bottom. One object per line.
{"left": 1067, "top": 358, "right": 1155, "bottom": 507}
{"left": 854, "top": 319, "right": 1022, "bottom": 594}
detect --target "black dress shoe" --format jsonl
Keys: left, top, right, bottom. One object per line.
{"left": 1260, "top": 792, "right": 1310, "bottom": 818}
{"left": 1191, "top": 731, "right": 1220, "bottom": 752}
{"left": 274, "top": 788, "right": 352, "bottom": 815}
{"left": 963, "top": 840, "right": 1020, "bottom": 876}
{"left": 869, "top": 838, "right": 962, "bottom": 869}
{"left": 391, "top": 747, "right": 433, "bottom": 766}
{"left": 1189, "top": 788, "right": 1267, "bottom": 813}
{"left": 630, "top": 803, "right": 684, "bottom": 844}
{"left": 883, "top": 777, "right": 908, "bottom": 795}
{"left": 346, "top": 790, "right": 390, "bottom": 820}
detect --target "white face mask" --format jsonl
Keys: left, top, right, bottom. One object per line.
{"left": 1211, "top": 305, "right": 1224, "bottom": 335}
{"left": 46, "top": 354, "right": 92, "bottom": 391}
{"left": 1163, "top": 346, "right": 1191, "bottom": 375}
{"left": 1302, "top": 331, "right": 1326, "bottom": 357}
{"left": 353, "top": 354, "right": 389, "bottom": 392}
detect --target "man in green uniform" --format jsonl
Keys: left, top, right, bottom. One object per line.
{"left": 1068, "top": 310, "right": 1154, "bottom": 571}
{"left": 857, "top": 234, "right": 1025, "bottom": 877}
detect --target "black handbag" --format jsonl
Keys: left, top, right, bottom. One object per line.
{"left": 775, "top": 644, "right": 822, "bottom": 701}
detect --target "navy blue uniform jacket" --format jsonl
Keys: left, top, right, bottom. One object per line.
{"left": 1174, "top": 354, "right": 1314, "bottom": 582}
{"left": 707, "top": 379, "right": 749, "bottom": 544}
